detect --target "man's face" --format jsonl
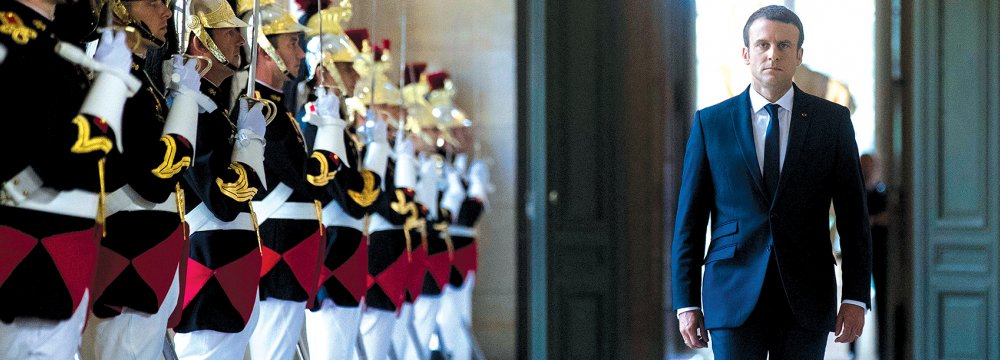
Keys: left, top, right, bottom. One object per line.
{"left": 374, "top": 104, "right": 403, "bottom": 128}
{"left": 335, "top": 62, "right": 359, "bottom": 93}
{"left": 125, "top": 0, "right": 172, "bottom": 41}
{"left": 209, "top": 28, "right": 245, "bottom": 67}
{"left": 272, "top": 33, "right": 305, "bottom": 77}
{"left": 742, "top": 19, "right": 803, "bottom": 92}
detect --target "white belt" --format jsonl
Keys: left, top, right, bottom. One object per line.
{"left": 4, "top": 167, "right": 99, "bottom": 219}
{"left": 105, "top": 184, "right": 178, "bottom": 217}
{"left": 185, "top": 203, "right": 255, "bottom": 232}
{"left": 368, "top": 213, "right": 402, "bottom": 232}
{"left": 321, "top": 200, "right": 364, "bottom": 230}
{"left": 268, "top": 202, "right": 318, "bottom": 221}
{"left": 448, "top": 225, "right": 477, "bottom": 238}
{"left": 15, "top": 189, "right": 99, "bottom": 220}
{"left": 250, "top": 183, "right": 294, "bottom": 224}
{"left": 2, "top": 166, "right": 44, "bottom": 205}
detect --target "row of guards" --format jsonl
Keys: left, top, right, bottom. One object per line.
{"left": 0, "top": 0, "right": 492, "bottom": 358}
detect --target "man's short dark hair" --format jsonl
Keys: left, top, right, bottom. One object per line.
{"left": 743, "top": 5, "right": 804, "bottom": 48}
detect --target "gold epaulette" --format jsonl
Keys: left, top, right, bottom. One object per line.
{"left": 0, "top": 12, "right": 38, "bottom": 45}
{"left": 307, "top": 152, "right": 337, "bottom": 186}
{"left": 347, "top": 170, "right": 379, "bottom": 207}
{"left": 152, "top": 136, "right": 192, "bottom": 179}
{"left": 70, "top": 115, "right": 113, "bottom": 154}
{"left": 216, "top": 163, "right": 258, "bottom": 202}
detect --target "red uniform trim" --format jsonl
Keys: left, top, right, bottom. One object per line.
{"left": 41, "top": 227, "right": 100, "bottom": 311}
{"left": 327, "top": 235, "right": 368, "bottom": 303}
{"left": 453, "top": 241, "right": 478, "bottom": 283}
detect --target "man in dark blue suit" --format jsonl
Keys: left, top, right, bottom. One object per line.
{"left": 671, "top": 5, "right": 872, "bottom": 359}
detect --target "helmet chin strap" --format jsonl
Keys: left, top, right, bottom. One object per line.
{"left": 257, "top": 35, "right": 294, "bottom": 80}
{"left": 193, "top": 24, "right": 240, "bottom": 71}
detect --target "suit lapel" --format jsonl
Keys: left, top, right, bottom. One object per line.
{"left": 773, "top": 85, "right": 813, "bottom": 205}
{"left": 730, "top": 88, "right": 767, "bottom": 202}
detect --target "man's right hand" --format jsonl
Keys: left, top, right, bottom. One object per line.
{"left": 678, "top": 310, "right": 709, "bottom": 349}
{"left": 236, "top": 99, "right": 267, "bottom": 138}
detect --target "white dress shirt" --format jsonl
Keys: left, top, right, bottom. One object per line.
{"left": 749, "top": 86, "right": 794, "bottom": 174}
{"left": 677, "top": 86, "right": 866, "bottom": 317}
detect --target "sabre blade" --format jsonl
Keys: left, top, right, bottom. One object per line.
{"left": 245, "top": 0, "right": 262, "bottom": 97}
{"left": 367, "top": 0, "right": 376, "bottom": 114}
{"left": 317, "top": 0, "right": 325, "bottom": 88}
{"left": 178, "top": 0, "right": 188, "bottom": 54}
{"left": 396, "top": 2, "right": 406, "bottom": 138}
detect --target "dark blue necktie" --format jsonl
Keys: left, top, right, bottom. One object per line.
{"left": 764, "top": 103, "right": 781, "bottom": 201}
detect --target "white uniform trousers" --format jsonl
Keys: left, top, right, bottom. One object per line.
{"left": 248, "top": 298, "right": 306, "bottom": 360}
{"left": 436, "top": 273, "right": 475, "bottom": 360}
{"left": 0, "top": 291, "right": 89, "bottom": 359}
{"left": 390, "top": 303, "right": 421, "bottom": 360}
{"left": 408, "top": 295, "right": 443, "bottom": 360}
{"left": 305, "top": 299, "right": 362, "bottom": 360}
{"left": 173, "top": 289, "right": 261, "bottom": 360}
{"left": 81, "top": 269, "right": 181, "bottom": 360}
{"left": 355, "top": 308, "right": 397, "bottom": 360}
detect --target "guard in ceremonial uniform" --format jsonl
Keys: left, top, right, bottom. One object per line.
{"left": 0, "top": 0, "right": 134, "bottom": 356}
{"left": 436, "top": 155, "right": 489, "bottom": 360}
{"left": 172, "top": 1, "right": 269, "bottom": 358}
{"left": 302, "top": 8, "right": 383, "bottom": 360}
{"left": 429, "top": 71, "right": 490, "bottom": 360}
{"left": 391, "top": 62, "right": 442, "bottom": 360}
{"left": 80, "top": 0, "right": 206, "bottom": 357}
{"left": 234, "top": 2, "right": 328, "bottom": 359}
{"left": 351, "top": 36, "right": 421, "bottom": 360}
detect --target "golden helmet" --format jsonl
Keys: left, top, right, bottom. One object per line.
{"left": 304, "top": 5, "right": 359, "bottom": 82}
{"left": 238, "top": 3, "right": 308, "bottom": 78}
{"left": 427, "top": 71, "right": 471, "bottom": 129}
{"left": 352, "top": 40, "right": 401, "bottom": 107}
{"left": 235, "top": 0, "right": 276, "bottom": 17}
{"left": 186, "top": 0, "right": 249, "bottom": 66}
{"left": 305, "top": 0, "right": 353, "bottom": 37}
{"left": 401, "top": 63, "right": 437, "bottom": 131}
{"left": 108, "top": 0, "right": 167, "bottom": 52}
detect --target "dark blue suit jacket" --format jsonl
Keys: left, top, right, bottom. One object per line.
{"left": 671, "top": 85, "right": 872, "bottom": 332}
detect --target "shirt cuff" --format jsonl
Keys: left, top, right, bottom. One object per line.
{"left": 842, "top": 300, "right": 867, "bottom": 313}
{"left": 676, "top": 307, "right": 701, "bottom": 318}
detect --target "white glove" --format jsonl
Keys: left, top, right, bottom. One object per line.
{"left": 363, "top": 118, "right": 390, "bottom": 181}
{"left": 162, "top": 56, "right": 205, "bottom": 153}
{"left": 315, "top": 87, "right": 340, "bottom": 118}
{"left": 165, "top": 55, "right": 201, "bottom": 93}
{"left": 441, "top": 167, "right": 465, "bottom": 222}
{"left": 79, "top": 31, "right": 135, "bottom": 152}
{"left": 94, "top": 30, "right": 133, "bottom": 74}
{"left": 236, "top": 98, "right": 267, "bottom": 137}
{"left": 467, "top": 159, "right": 492, "bottom": 208}
{"left": 307, "top": 88, "right": 350, "bottom": 166}
{"left": 232, "top": 99, "right": 267, "bottom": 187}
{"left": 369, "top": 111, "right": 389, "bottom": 145}
{"left": 453, "top": 153, "right": 469, "bottom": 178}
{"left": 416, "top": 159, "right": 439, "bottom": 219}
{"left": 394, "top": 131, "right": 417, "bottom": 189}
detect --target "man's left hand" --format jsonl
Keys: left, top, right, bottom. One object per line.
{"left": 833, "top": 303, "right": 866, "bottom": 343}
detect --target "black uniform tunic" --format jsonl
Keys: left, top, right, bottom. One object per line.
{"left": 92, "top": 54, "right": 194, "bottom": 319}
{"left": 366, "top": 159, "right": 418, "bottom": 312}
{"left": 252, "top": 83, "right": 329, "bottom": 306}
{"left": 0, "top": 1, "right": 117, "bottom": 322}
{"left": 303, "top": 122, "right": 381, "bottom": 309}
{"left": 175, "top": 79, "right": 263, "bottom": 333}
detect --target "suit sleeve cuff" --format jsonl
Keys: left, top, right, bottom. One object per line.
{"left": 676, "top": 307, "right": 701, "bottom": 318}
{"left": 842, "top": 300, "right": 867, "bottom": 313}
